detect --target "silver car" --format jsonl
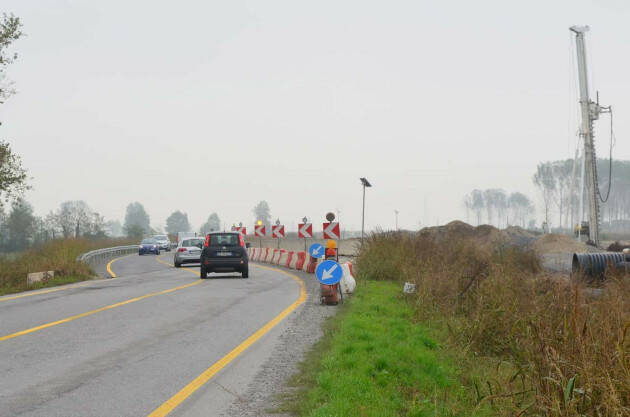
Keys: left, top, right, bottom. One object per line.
{"left": 154, "top": 235, "right": 171, "bottom": 252}
{"left": 174, "top": 237, "right": 205, "bottom": 267}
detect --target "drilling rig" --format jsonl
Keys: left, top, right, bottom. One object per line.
{"left": 570, "top": 26, "right": 611, "bottom": 247}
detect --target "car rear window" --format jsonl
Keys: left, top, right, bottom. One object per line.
{"left": 155, "top": 235, "right": 167, "bottom": 240}
{"left": 141, "top": 239, "right": 156, "bottom": 244}
{"left": 208, "top": 234, "right": 240, "bottom": 246}
{"left": 183, "top": 238, "right": 204, "bottom": 247}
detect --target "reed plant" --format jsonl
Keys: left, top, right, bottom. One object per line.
{"left": 357, "top": 231, "right": 630, "bottom": 416}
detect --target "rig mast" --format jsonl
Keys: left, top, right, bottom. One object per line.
{"left": 570, "top": 25, "right": 610, "bottom": 246}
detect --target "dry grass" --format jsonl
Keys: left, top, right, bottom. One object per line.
{"left": 357, "top": 231, "right": 630, "bottom": 416}
{"left": 0, "top": 238, "right": 134, "bottom": 295}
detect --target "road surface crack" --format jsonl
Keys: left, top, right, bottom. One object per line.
{"left": 213, "top": 381, "right": 245, "bottom": 402}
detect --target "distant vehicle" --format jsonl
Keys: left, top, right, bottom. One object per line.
{"left": 174, "top": 237, "right": 205, "bottom": 268}
{"left": 200, "top": 232, "right": 250, "bottom": 278}
{"left": 139, "top": 238, "right": 160, "bottom": 255}
{"left": 153, "top": 235, "right": 171, "bottom": 251}
{"left": 176, "top": 232, "right": 197, "bottom": 246}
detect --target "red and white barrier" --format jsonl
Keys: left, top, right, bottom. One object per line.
{"left": 278, "top": 250, "right": 289, "bottom": 266}
{"left": 270, "top": 249, "right": 279, "bottom": 264}
{"left": 340, "top": 262, "right": 356, "bottom": 294}
{"left": 295, "top": 252, "right": 307, "bottom": 270}
{"left": 250, "top": 248, "right": 355, "bottom": 292}
{"left": 285, "top": 251, "right": 294, "bottom": 268}
{"left": 305, "top": 256, "right": 318, "bottom": 273}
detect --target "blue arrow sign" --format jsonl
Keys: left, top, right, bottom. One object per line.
{"left": 309, "top": 243, "right": 325, "bottom": 259}
{"left": 316, "top": 260, "right": 343, "bottom": 285}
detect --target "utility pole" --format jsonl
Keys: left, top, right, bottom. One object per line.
{"left": 570, "top": 25, "right": 610, "bottom": 246}
{"left": 360, "top": 178, "right": 372, "bottom": 245}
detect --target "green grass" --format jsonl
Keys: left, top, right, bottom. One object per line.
{"left": 286, "top": 281, "right": 492, "bottom": 417}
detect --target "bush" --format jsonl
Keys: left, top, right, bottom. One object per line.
{"left": 357, "top": 231, "right": 630, "bottom": 416}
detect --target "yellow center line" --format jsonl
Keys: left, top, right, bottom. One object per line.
{"left": 0, "top": 279, "right": 203, "bottom": 342}
{"left": 147, "top": 263, "right": 306, "bottom": 417}
{"left": 107, "top": 254, "right": 133, "bottom": 278}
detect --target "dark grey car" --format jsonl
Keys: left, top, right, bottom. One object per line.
{"left": 200, "top": 232, "right": 249, "bottom": 278}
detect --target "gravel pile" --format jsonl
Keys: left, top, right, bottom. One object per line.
{"left": 221, "top": 269, "right": 339, "bottom": 417}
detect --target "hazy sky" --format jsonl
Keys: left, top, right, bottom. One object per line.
{"left": 2, "top": 0, "right": 629, "bottom": 232}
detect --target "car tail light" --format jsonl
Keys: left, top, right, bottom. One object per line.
{"left": 204, "top": 234, "right": 210, "bottom": 247}
{"left": 239, "top": 234, "right": 245, "bottom": 247}
{"left": 177, "top": 248, "right": 187, "bottom": 252}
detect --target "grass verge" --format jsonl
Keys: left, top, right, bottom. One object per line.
{"left": 283, "top": 280, "right": 492, "bottom": 417}
{"left": 0, "top": 238, "right": 134, "bottom": 296}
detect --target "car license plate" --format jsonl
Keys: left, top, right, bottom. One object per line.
{"left": 217, "top": 252, "right": 232, "bottom": 257}
{"left": 190, "top": 250, "right": 200, "bottom": 254}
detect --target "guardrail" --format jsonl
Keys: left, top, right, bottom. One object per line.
{"left": 76, "top": 245, "right": 139, "bottom": 271}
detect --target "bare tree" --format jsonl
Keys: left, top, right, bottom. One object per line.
{"left": 533, "top": 163, "right": 555, "bottom": 227}
{"left": 471, "top": 190, "right": 484, "bottom": 225}
{"left": 55, "top": 201, "right": 93, "bottom": 238}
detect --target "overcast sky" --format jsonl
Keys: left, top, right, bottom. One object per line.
{"left": 1, "top": 0, "right": 629, "bottom": 232}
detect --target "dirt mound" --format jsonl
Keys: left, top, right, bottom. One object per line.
{"left": 419, "top": 221, "right": 536, "bottom": 250}
{"left": 607, "top": 241, "right": 630, "bottom": 252}
{"left": 533, "top": 233, "right": 599, "bottom": 254}
{"left": 419, "top": 222, "right": 600, "bottom": 255}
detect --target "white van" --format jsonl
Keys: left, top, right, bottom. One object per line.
{"left": 176, "top": 232, "right": 198, "bottom": 245}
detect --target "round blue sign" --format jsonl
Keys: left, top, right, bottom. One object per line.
{"left": 316, "top": 260, "right": 343, "bottom": 285}
{"left": 309, "top": 243, "right": 325, "bottom": 259}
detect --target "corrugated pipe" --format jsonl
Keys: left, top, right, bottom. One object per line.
{"left": 571, "top": 252, "right": 629, "bottom": 280}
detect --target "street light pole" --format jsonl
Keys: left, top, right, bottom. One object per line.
{"left": 360, "top": 177, "right": 372, "bottom": 245}
{"left": 395, "top": 210, "right": 399, "bottom": 230}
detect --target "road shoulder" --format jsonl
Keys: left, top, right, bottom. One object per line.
{"left": 221, "top": 267, "right": 339, "bottom": 417}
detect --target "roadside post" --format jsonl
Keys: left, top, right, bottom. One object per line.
{"left": 323, "top": 211, "right": 343, "bottom": 303}
{"left": 298, "top": 216, "right": 313, "bottom": 252}
{"left": 316, "top": 259, "right": 343, "bottom": 305}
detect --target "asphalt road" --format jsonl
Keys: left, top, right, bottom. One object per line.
{"left": 0, "top": 253, "right": 305, "bottom": 417}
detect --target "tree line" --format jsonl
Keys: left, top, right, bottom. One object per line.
{"left": 533, "top": 158, "right": 630, "bottom": 231}
{"left": 462, "top": 189, "right": 535, "bottom": 228}
{"left": 0, "top": 196, "right": 277, "bottom": 252}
